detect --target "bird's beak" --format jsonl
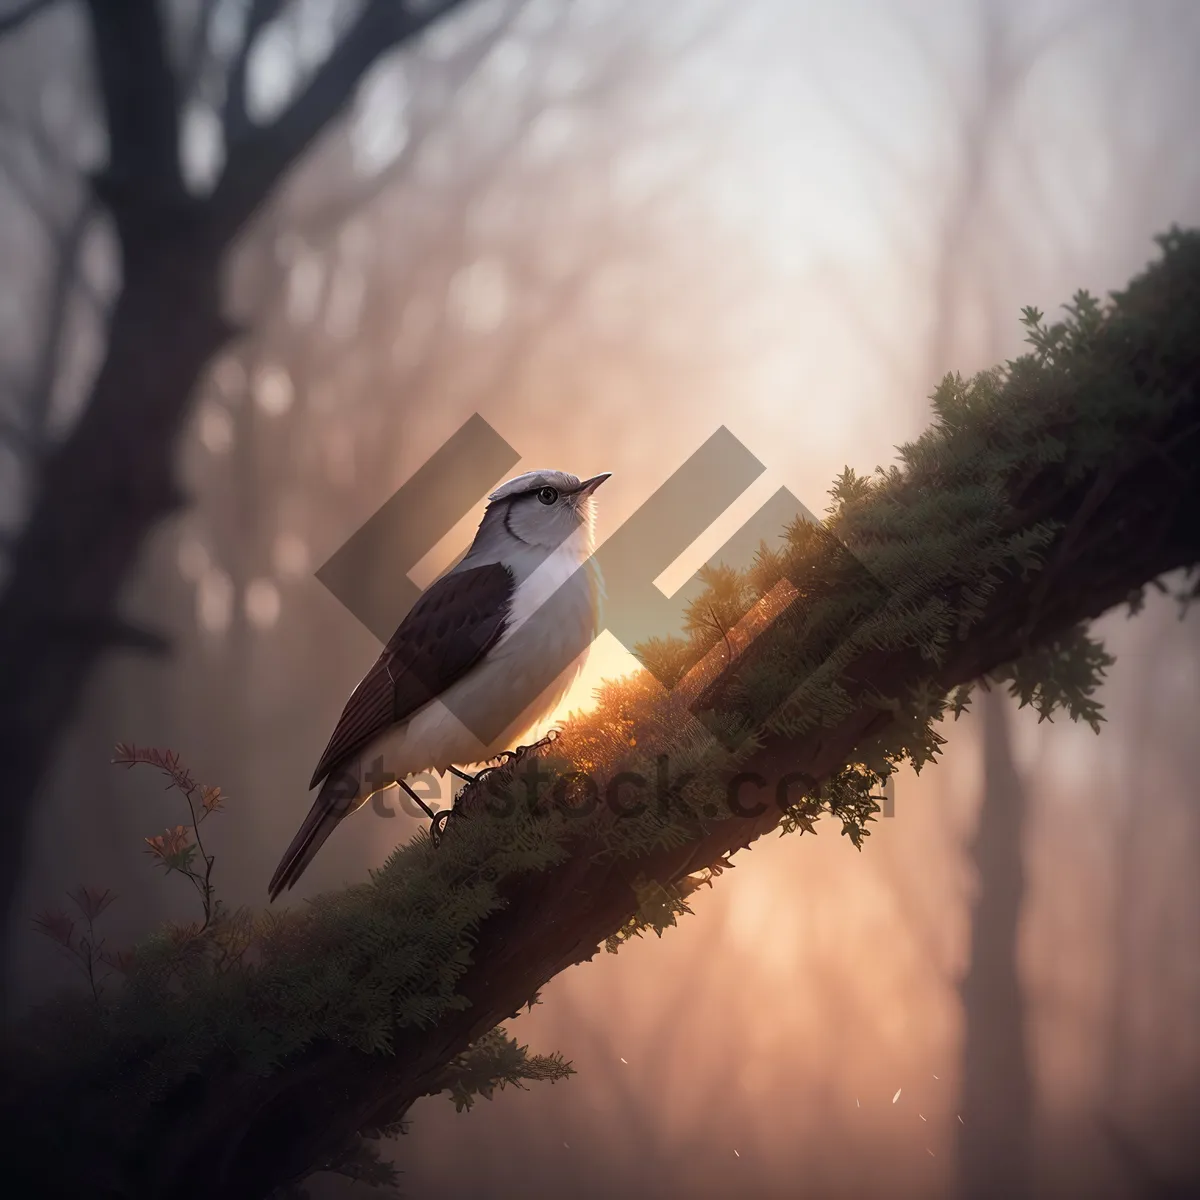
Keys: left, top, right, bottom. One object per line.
{"left": 575, "top": 472, "right": 612, "bottom": 496}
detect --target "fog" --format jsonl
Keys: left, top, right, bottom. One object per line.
{"left": 2, "top": 1, "right": 1198, "bottom": 1196}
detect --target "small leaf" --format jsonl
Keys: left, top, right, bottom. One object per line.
{"left": 32, "top": 909, "right": 75, "bottom": 948}
{"left": 68, "top": 885, "right": 118, "bottom": 922}
{"left": 199, "top": 784, "right": 225, "bottom": 815}
{"left": 113, "top": 744, "right": 198, "bottom": 795}
{"left": 144, "top": 825, "right": 194, "bottom": 871}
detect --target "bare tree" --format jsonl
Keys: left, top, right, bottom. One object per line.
{"left": 0, "top": 0, "right": 478, "bottom": 1006}
{"left": 957, "top": 689, "right": 1033, "bottom": 1199}
{"left": 914, "top": 5, "right": 1044, "bottom": 1192}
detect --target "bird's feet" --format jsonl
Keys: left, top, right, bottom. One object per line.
{"left": 430, "top": 808, "right": 453, "bottom": 846}
{"left": 398, "top": 778, "right": 455, "bottom": 848}
{"left": 428, "top": 766, "right": 480, "bottom": 847}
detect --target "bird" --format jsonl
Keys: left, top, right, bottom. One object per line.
{"left": 268, "top": 468, "right": 610, "bottom": 901}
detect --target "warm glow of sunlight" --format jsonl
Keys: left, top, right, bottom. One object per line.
{"left": 6, "top": 0, "right": 1200, "bottom": 1196}
{"left": 549, "top": 629, "right": 640, "bottom": 724}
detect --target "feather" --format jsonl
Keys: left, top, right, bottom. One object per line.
{"left": 308, "top": 562, "right": 514, "bottom": 789}
{"left": 268, "top": 562, "right": 513, "bottom": 899}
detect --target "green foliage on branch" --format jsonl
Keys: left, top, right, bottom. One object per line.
{"left": 435, "top": 1026, "right": 575, "bottom": 1113}
{"left": 9, "top": 228, "right": 1200, "bottom": 1197}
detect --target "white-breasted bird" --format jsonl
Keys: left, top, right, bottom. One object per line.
{"left": 268, "top": 468, "right": 610, "bottom": 901}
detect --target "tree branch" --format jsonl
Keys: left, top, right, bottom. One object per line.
{"left": 0, "top": 0, "right": 54, "bottom": 37}
{"left": 221, "top": 0, "right": 287, "bottom": 147}
{"left": 83, "top": 0, "right": 186, "bottom": 216}
{"left": 289, "top": 0, "right": 529, "bottom": 242}
{"left": 46, "top": 616, "right": 172, "bottom": 656}
{"left": 179, "top": 0, "right": 222, "bottom": 105}
{"left": 209, "top": 0, "right": 474, "bottom": 240}
{"left": 4, "top": 231, "right": 1199, "bottom": 1200}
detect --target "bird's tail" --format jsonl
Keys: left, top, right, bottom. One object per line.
{"left": 268, "top": 770, "right": 360, "bottom": 902}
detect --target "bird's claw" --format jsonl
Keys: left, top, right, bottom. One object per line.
{"left": 430, "top": 808, "right": 453, "bottom": 847}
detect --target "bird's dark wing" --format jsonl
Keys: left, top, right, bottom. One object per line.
{"left": 308, "top": 561, "right": 514, "bottom": 789}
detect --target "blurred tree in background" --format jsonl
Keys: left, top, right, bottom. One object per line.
{"left": 0, "top": 0, "right": 485, "bottom": 1007}
{"left": 3, "top": 3, "right": 1200, "bottom": 1199}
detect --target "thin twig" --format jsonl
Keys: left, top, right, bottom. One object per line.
{"left": 707, "top": 604, "right": 735, "bottom": 664}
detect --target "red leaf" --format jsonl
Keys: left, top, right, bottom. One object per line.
{"left": 32, "top": 909, "right": 76, "bottom": 948}
{"left": 144, "top": 825, "right": 192, "bottom": 862}
{"left": 200, "top": 784, "right": 225, "bottom": 814}
{"left": 68, "top": 885, "right": 118, "bottom": 922}
{"left": 113, "top": 744, "right": 198, "bottom": 795}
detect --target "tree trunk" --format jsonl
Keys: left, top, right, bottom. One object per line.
{"left": 956, "top": 688, "right": 1034, "bottom": 1199}
{"left": 0, "top": 227, "right": 234, "bottom": 1011}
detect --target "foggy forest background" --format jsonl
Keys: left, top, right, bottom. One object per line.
{"left": 1, "top": 0, "right": 1199, "bottom": 1197}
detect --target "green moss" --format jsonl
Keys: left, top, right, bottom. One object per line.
{"left": 13, "top": 228, "right": 1200, "bottom": 1170}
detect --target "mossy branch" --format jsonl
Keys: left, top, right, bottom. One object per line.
{"left": 4, "top": 230, "right": 1199, "bottom": 1200}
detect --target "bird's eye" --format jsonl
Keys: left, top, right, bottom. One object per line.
{"left": 537, "top": 486, "right": 559, "bottom": 505}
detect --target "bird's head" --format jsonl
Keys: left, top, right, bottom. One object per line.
{"left": 485, "top": 468, "right": 611, "bottom": 552}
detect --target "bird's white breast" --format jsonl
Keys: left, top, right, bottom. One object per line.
{"left": 366, "top": 530, "right": 602, "bottom": 779}
{"left": 496, "top": 526, "right": 598, "bottom": 649}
